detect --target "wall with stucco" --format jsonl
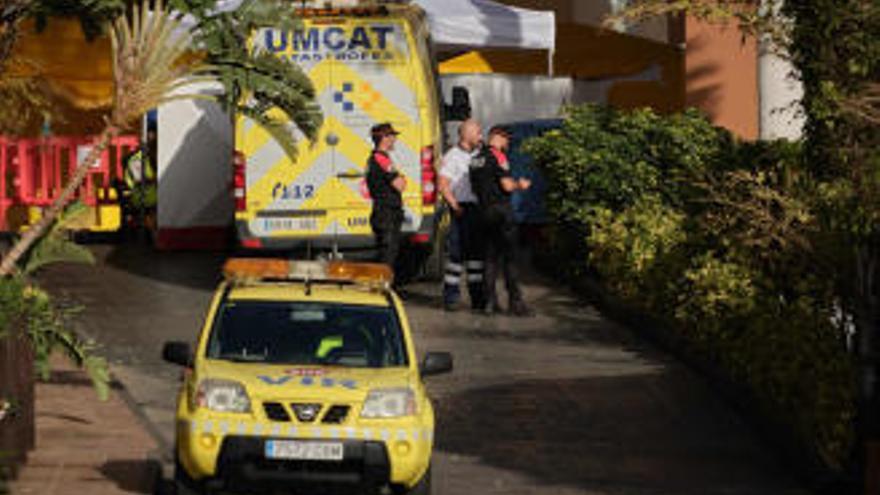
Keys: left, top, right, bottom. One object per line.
{"left": 685, "top": 18, "right": 759, "bottom": 139}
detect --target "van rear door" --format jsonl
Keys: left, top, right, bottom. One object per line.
{"left": 322, "top": 17, "right": 421, "bottom": 236}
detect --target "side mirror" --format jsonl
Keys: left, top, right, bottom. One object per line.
{"left": 420, "top": 352, "right": 453, "bottom": 377}
{"left": 444, "top": 86, "right": 471, "bottom": 122}
{"left": 162, "top": 341, "right": 193, "bottom": 368}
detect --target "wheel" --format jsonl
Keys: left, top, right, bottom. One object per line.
{"left": 174, "top": 456, "right": 206, "bottom": 495}
{"left": 392, "top": 465, "right": 431, "bottom": 495}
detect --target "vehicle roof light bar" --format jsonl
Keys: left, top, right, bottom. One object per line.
{"left": 222, "top": 258, "right": 393, "bottom": 288}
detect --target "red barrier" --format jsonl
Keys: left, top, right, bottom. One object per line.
{"left": 0, "top": 139, "right": 19, "bottom": 231}
{"left": 0, "top": 135, "right": 139, "bottom": 231}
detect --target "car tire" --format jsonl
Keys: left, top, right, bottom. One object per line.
{"left": 393, "top": 465, "right": 432, "bottom": 495}
{"left": 174, "top": 456, "right": 206, "bottom": 495}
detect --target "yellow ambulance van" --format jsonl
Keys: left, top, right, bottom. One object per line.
{"left": 234, "top": 4, "right": 446, "bottom": 254}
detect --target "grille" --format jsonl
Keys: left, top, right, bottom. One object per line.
{"left": 290, "top": 403, "right": 323, "bottom": 423}
{"left": 321, "top": 405, "right": 350, "bottom": 424}
{"left": 263, "top": 402, "right": 291, "bottom": 422}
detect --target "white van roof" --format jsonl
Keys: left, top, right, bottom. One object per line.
{"left": 203, "top": 0, "right": 555, "bottom": 52}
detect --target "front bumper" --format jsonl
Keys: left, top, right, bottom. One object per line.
{"left": 209, "top": 437, "right": 390, "bottom": 493}
{"left": 177, "top": 419, "right": 434, "bottom": 490}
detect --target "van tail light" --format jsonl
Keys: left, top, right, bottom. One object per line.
{"left": 233, "top": 151, "right": 246, "bottom": 212}
{"left": 241, "top": 238, "right": 263, "bottom": 249}
{"left": 409, "top": 233, "right": 430, "bottom": 244}
{"left": 420, "top": 145, "right": 436, "bottom": 205}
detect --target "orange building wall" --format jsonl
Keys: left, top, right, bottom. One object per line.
{"left": 685, "top": 17, "right": 758, "bottom": 139}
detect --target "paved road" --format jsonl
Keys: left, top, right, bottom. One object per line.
{"left": 38, "top": 243, "right": 807, "bottom": 495}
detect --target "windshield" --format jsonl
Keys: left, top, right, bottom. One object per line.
{"left": 206, "top": 301, "right": 408, "bottom": 368}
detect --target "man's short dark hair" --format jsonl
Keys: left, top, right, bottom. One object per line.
{"left": 370, "top": 122, "right": 400, "bottom": 147}
{"left": 488, "top": 125, "right": 511, "bottom": 139}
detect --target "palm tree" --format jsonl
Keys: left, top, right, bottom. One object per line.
{"left": 0, "top": 0, "right": 210, "bottom": 274}
{"left": 0, "top": 0, "right": 322, "bottom": 275}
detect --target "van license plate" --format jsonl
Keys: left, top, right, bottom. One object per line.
{"left": 261, "top": 218, "right": 318, "bottom": 232}
{"left": 264, "top": 440, "right": 344, "bottom": 461}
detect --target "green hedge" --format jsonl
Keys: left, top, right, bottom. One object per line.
{"left": 526, "top": 104, "right": 857, "bottom": 472}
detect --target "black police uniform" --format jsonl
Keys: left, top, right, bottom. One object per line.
{"left": 470, "top": 146, "right": 526, "bottom": 313}
{"left": 366, "top": 150, "right": 404, "bottom": 275}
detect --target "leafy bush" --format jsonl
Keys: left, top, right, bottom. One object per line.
{"left": 673, "top": 252, "right": 758, "bottom": 334}
{"left": 587, "top": 195, "right": 686, "bottom": 301}
{"left": 524, "top": 105, "right": 729, "bottom": 219}
{"left": 529, "top": 103, "right": 857, "bottom": 473}
{"left": 731, "top": 300, "right": 856, "bottom": 469}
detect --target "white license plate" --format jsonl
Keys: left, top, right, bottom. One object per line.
{"left": 261, "top": 217, "right": 319, "bottom": 232}
{"left": 264, "top": 440, "right": 344, "bottom": 461}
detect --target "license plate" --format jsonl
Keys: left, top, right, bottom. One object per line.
{"left": 261, "top": 218, "right": 318, "bottom": 232}
{"left": 264, "top": 440, "right": 344, "bottom": 461}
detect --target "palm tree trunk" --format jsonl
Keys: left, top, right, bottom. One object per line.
{"left": 0, "top": 125, "right": 119, "bottom": 276}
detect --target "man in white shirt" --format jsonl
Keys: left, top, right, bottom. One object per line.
{"left": 439, "top": 119, "right": 486, "bottom": 311}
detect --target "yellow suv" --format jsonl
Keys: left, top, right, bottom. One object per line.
{"left": 162, "top": 259, "right": 452, "bottom": 495}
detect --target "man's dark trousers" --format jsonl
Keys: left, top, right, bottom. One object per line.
{"left": 443, "top": 203, "right": 485, "bottom": 308}
{"left": 483, "top": 206, "right": 522, "bottom": 308}
{"left": 372, "top": 208, "right": 403, "bottom": 279}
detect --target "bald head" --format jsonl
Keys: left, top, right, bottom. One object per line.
{"left": 458, "top": 119, "right": 482, "bottom": 151}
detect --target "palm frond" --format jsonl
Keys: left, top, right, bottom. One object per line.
{"left": 109, "top": 0, "right": 210, "bottom": 128}
{"left": 22, "top": 202, "right": 95, "bottom": 276}
{"left": 216, "top": 50, "right": 322, "bottom": 141}
{"left": 236, "top": 104, "right": 300, "bottom": 159}
{"left": 50, "top": 201, "right": 90, "bottom": 233}
{"left": 173, "top": 0, "right": 321, "bottom": 155}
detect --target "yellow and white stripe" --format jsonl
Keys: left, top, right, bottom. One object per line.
{"left": 185, "top": 419, "right": 434, "bottom": 443}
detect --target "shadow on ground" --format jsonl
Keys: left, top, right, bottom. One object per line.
{"left": 102, "top": 243, "right": 227, "bottom": 292}
{"left": 100, "top": 459, "right": 162, "bottom": 494}
{"left": 403, "top": 277, "right": 661, "bottom": 355}
{"left": 46, "top": 369, "right": 125, "bottom": 391}
{"left": 435, "top": 374, "right": 799, "bottom": 495}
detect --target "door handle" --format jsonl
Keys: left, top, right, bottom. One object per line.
{"left": 336, "top": 171, "right": 364, "bottom": 179}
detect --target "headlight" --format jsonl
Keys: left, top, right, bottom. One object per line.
{"left": 195, "top": 379, "right": 251, "bottom": 413}
{"left": 360, "top": 388, "right": 416, "bottom": 418}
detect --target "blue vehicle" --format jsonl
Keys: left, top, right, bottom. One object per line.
{"left": 500, "top": 118, "right": 563, "bottom": 225}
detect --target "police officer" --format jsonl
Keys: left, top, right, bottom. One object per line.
{"left": 439, "top": 119, "right": 485, "bottom": 311}
{"left": 366, "top": 122, "right": 407, "bottom": 284}
{"left": 470, "top": 126, "right": 532, "bottom": 316}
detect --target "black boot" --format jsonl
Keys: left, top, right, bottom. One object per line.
{"left": 480, "top": 299, "right": 503, "bottom": 316}
{"left": 509, "top": 300, "right": 534, "bottom": 317}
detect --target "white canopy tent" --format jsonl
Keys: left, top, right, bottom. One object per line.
{"left": 417, "top": 0, "right": 556, "bottom": 51}
{"left": 186, "top": 0, "right": 556, "bottom": 73}
{"left": 415, "top": 0, "right": 556, "bottom": 74}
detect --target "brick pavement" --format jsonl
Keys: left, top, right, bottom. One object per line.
{"left": 9, "top": 357, "right": 159, "bottom": 495}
